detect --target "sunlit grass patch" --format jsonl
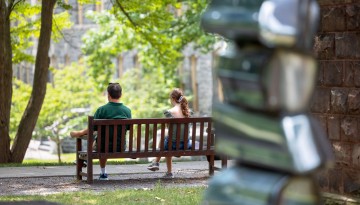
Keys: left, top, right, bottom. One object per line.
{"left": 0, "top": 184, "right": 207, "bottom": 205}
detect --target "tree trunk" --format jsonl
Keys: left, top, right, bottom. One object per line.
{"left": 10, "top": 0, "right": 57, "bottom": 163}
{"left": 56, "top": 134, "right": 62, "bottom": 163}
{"left": 0, "top": 1, "right": 13, "bottom": 163}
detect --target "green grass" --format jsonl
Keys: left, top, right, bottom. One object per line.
{"left": 0, "top": 184, "right": 207, "bottom": 205}
{"left": 0, "top": 153, "right": 145, "bottom": 167}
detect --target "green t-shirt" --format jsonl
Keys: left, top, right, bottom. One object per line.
{"left": 94, "top": 102, "right": 131, "bottom": 120}
{"left": 94, "top": 102, "right": 131, "bottom": 152}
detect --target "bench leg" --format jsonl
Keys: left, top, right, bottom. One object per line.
{"left": 208, "top": 155, "right": 215, "bottom": 176}
{"left": 87, "top": 157, "right": 93, "bottom": 184}
{"left": 221, "top": 155, "right": 228, "bottom": 169}
{"left": 76, "top": 158, "right": 82, "bottom": 180}
{"left": 76, "top": 139, "right": 82, "bottom": 180}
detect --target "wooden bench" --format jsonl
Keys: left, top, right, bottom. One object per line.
{"left": 76, "top": 116, "right": 227, "bottom": 183}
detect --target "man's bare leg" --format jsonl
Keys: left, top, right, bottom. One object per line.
{"left": 70, "top": 129, "right": 88, "bottom": 138}
{"left": 165, "top": 156, "right": 172, "bottom": 173}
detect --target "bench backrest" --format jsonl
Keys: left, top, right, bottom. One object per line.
{"left": 87, "top": 116, "right": 214, "bottom": 154}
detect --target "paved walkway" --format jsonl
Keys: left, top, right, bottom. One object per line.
{"left": 1, "top": 160, "right": 359, "bottom": 204}
{"left": 0, "top": 160, "right": 229, "bottom": 178}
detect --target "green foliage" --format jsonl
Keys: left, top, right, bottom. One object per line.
{"left": 10, "top": 1, "right": 72, "bottom": 64}
{"left": 34, "top": 63, "right": 103, "bottom": 139}
{"left": 10, "top": 79, "right": 32, "bottom": 139}
{"left": 119, "top": 69, "right": 171, "bottom": 119}
{"left": 82, "top": 0, "right": 216, "bottom": 92}
{"left": 10, "top": 63, "right": 103, "bottom": 140}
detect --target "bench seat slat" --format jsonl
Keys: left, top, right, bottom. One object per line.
{"left": 85, "top": 150, "right": 215, "bottom": 159}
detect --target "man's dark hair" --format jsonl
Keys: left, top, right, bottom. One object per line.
{"left": 107, "top": 83, "right": 122, "bottom": 99}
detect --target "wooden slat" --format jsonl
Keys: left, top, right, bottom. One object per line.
{"left": 89, "top": 150, "right": 215, "bottom": 158}
{"left": 92, "top": 117, "right": 212, "bottom": 125}
{"left": 144, "top": 124, "right": 149, "bottom": 152}
{"left": 191, "top": 122, "right": 196, "bottom": 151}
{"left": 121, "top": 125, "right": 126, "bottom": 152}
{"left": 137, "top": 124, "right": 141, "bottom": 152}
{"left": 97, "top": 126, "right": 101, "bottom": 153}
{"left": 105, "top": 125, "right": 109, "bottom": 153}
{"left": 176, "top": 124, "right": 181, "bottom": 150}
{"left": 184, "top": 123, "right": 189, "bottom": 150}
{"left": 168, "top": 123, "right": 173, "bottom": 151}
{"left": 206, "top": 122, "right": 212, "bottom": 150}
{"left": 129, "top": 125, "right": 133, "bottom": 152}
{"left": 113, "top": 124, "right": 117, "bottom": 152}
{"left": 199, "top": 122, "right": 204, "bottom": 150}
{"left": 160, "top": 123, "right": 165, "bottom": 151}
{"left": 152, "top": 123, "right": 157, "bottom": 152}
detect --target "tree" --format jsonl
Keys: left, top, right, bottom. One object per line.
{"left": 0, "top": 0, "right": 58, "bottom": 163}
{"left": 37, "top": 64, "right": 103, "bottom": 162}
{"left": 82, "top": 0, "right": 216, "bottom": 92}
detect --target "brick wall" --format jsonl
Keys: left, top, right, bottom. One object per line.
{"left": 312, "top": 0, "right": 360, "bottom": 195}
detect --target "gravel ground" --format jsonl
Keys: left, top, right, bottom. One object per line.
{"left": 0, "top": 169, "right": 210, "bottom": 196}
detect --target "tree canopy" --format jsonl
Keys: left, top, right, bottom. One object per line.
{"left": 83, "top": 0, "right": 216, "bottom": 91}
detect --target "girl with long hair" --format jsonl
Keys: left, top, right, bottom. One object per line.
{"left": 147, "top": 88, "right": 191, "bottom": 178}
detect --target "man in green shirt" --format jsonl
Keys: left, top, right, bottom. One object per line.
{"left": 70, "top": 83, "right": 131, "bottom": 180}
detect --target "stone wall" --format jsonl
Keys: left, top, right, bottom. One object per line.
{"left": 312, "top": 0, "right": 360, "bottom": 195}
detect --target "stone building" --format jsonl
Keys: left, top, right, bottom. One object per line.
{"left": 312, "top": 0, "right": 360, "bottom": 196}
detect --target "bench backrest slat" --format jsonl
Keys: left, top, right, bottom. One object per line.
{"left": 191, "top": 122, "right": 196, "bottom": 151}
{"left": 176, "top": 123, "right": 181, "bottom": 150}
{"left": 145, "top": 124, "right": 149, "bottom": 152}
{"left": 199, "top": 122, "right": 204, "bottom": 151}
{"left": 207, "top": 122, "right": 212, "bottom": 150}
{"left": 129, "top": 125, "right": 134, "bottom": 152}
{"left": 137, "top": 124, "right": 141, "bottom": 152}
{"left": 168, "top": 123, "right": 173, "bottom": 151}
{"left": 105, "top": 125, "right": 109, "bottom": 153}
{"left": 160, "top": 123, "right": 165, "bottom": 151}
{"left": 97, "top": 126, "right": 102, "bottom": 153}
{"left": 113, "top": 125, "right": 117, "bottom": 152}
{"left": 152, "top": 123, "right": 157, "bottom": 152}
{"left": 121, "top": 125, "right": 126, "bottom": 152}
{"left": 184, "top": 123, "right": 189, "bottom": 150}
